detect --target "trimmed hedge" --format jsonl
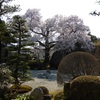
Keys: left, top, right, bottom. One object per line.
{"left": 57, "top": 51, "right": 99, "bottom": 85}
{"left": 71, "top": 75, "right": 100, "bottom": 90}
{"left": 93, "top": 45, "right": 100, "bottom": 66}
{"left": 50, "top": 51, "right": 65, "bottom": 70}
{"left": 64, "top": 75, "right": 100, "bottom": 100}
{"left": 29, "top": 60, "right": 45, "bottom": 70}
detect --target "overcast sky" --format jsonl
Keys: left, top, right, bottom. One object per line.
{"left": 11, "top": 0, "right": 100, "bottom": 37}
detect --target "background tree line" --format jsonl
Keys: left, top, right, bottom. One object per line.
{"left": 0, "top": 5, "right": 99, "bottom": 69}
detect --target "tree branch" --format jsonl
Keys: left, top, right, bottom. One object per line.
{"left": 36, "top": 40, "right": 45, "bottom": 47}
{"left": 30, "top": 28, "right": 46, "bottom": 37}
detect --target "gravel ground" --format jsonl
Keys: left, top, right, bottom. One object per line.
{"left": 22, "top": 70, "right": 63, "bottom": 92}
{"left": 23, "top": 77, "right": 63, "bottom": 92}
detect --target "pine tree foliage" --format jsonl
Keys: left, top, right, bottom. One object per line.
{"left": 0, "top": 0, "right": 19, "bottom": 64}
{"left": 0, "top": 0, "right": 19, "bottom": 17}
{"left": 7, "top": 15, "right": 32, "bottom": 85}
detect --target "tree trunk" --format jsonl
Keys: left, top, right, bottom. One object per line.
{"left": 44, "top": 48, "right": 50, "bottom": 66}
{"left": 0, "top": 41, "right": 2, "bottom": 64}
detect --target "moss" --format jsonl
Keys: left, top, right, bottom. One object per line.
{"left": 54, "top": 91, "right": 64, "bottom": 100}
{"left": 50, "top": 90, "right": 63, "bottom": 100}
{"left": 9, "top": 84, "right": 32, "bottom": 94}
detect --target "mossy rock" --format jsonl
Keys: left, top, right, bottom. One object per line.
{"left": 38, "top": 86, "right": 49, "bottom": 95}
{"left": 67, "top": 75, "right": 100, "bottom": 100}
{"left": 9, "top": 84, "right": 32, "bottom": 94}
{"left": 30, "top": 86, "right": 50, "bottom": 100}
{"left": 30, "top": 87, "right": 44, "bottom": 100}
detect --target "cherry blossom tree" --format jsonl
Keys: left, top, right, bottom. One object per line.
{"left": 55, "top": 15, "right": 94, "bottom": 53}
{"left": 50, "top": 15, "right": 94, "bottom": 69}
{"left": 24, "top": 9, "right": 58, "bottom": 65}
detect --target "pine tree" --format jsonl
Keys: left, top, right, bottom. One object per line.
{"left": 0, "top": 0, "right": 19, "bottom": 64}
{"left": 7, "top": 15, "right": 32, "bottom": 86}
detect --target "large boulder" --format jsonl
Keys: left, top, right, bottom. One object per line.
{"left": 30, "top": 86, "right": 52, "bottom": 100}
{"left": 30, "top": 87, "right": 44, "bottom": 100}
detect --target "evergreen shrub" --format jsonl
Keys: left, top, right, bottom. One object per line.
{"left": 65, "top": 75, "right": 100, "bottom": 100}
{"left": 57, "top": 51, "right": 99, "bottom": 85}
{"left": 93, "top": 44, "right": 100, "bottom": 66}
{"left": 29, "top": 60, "right": 45, "bottom": 70}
